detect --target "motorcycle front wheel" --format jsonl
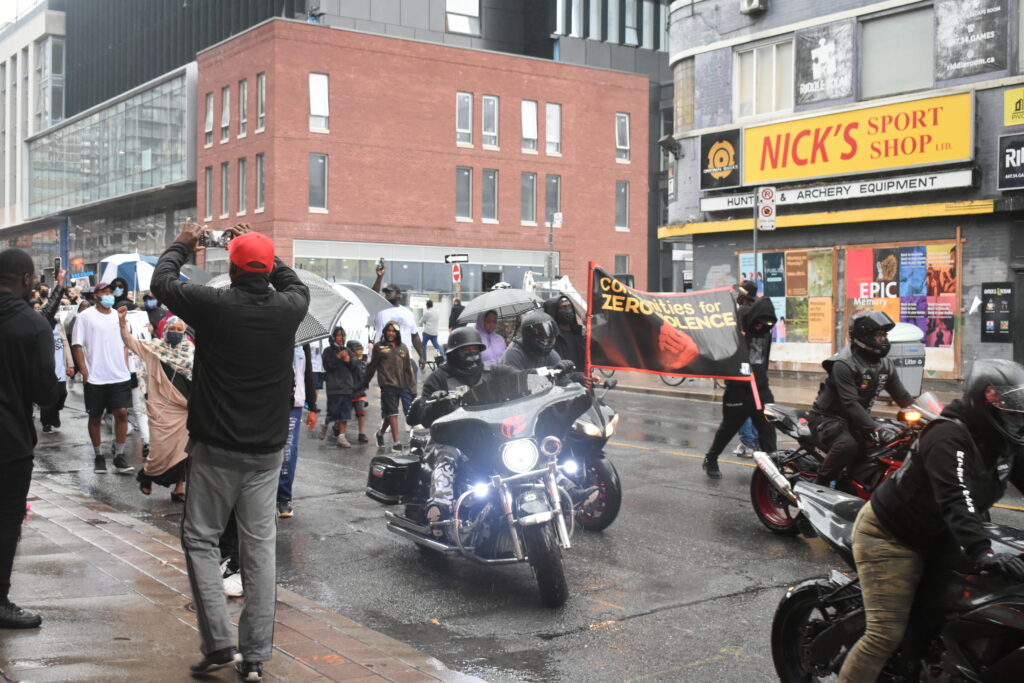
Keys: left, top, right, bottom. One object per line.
{"left": 523, "top": 524, "right": 569, "bottom": 607}
{"left": 771, "top": 582, "right": 843, "bottom": 682}
{"left": 575, "top": 458, "right": 622, "bottom": 532}
{"left": 750, "top": 467, "right": 802, "bottom": 536}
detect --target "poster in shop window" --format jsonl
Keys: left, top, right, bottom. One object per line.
{"left": 980, "top": 282, "right": 1013, "bottom": 343}
{"left": 934, "top": 0, "right": 1008, "bottom": 81}
{"left": 794, "top": 21, "right": 854, "bottom": 105}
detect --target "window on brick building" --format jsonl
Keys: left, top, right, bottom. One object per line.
{"left": 521, "top": 172, "right": 536, "bottom": 224}
{"left": 238, "top": 158, "right": 247, "bottom": 214}
{"left": 615, "top": 254, "right": 629, "bottom": 274}
{"left": 239, "top": 79, "right": 248, "bottom": 136}
{"left": 546, "top": 103, "right": 561, "bottom": 155}
{"left": 255, "top": 153, "right": 265, "bottom": 210}
{"left": 615, "top": 112, "right": 630, "bottom": 161}
{"left": 624, "top": 0, "right": 639, "bottom": 46}
{"left": 482, "top": 169, "right": 498, "bottom": 221}
{"left": 221, "top": 86, "right": 230, "bottom": 142}
{"left": 456, "top": 166, "right": 472, "bottom": 219}
{"left": 615, "top": 180, "right": 629, "bottom": 230}
{"left": 256, "top": 72, "right": 266, "bottom": 131}
{"left": 545, "top": 174, "right": 561, "bottom": 227}
{"left": 456, "top": 91, "right": 472, "bottom": 144}
{"left": 861, "top": 7, "right": 933, "bottom": 99}
{"left": 735, "top": 40, "right": 793, "bottom": 119}
{"left": 521, "top": 100, "right": 537, "bottom": 152}
{"left": 482, "top": 95, "right": 498, "bottom": 147}
{"left": 204, "top": 92, "right": 213, "bottom": 146}
{"left": 309, "top": 154, "right": 328, "bottom": 211}
{"left": 203, "top": 166, "right": 212, "bottom": 219}
{"left": 309, "top": 73, "right": 329, "bottom": 131}
{"left": 220, "top": 162, "right": 229, "bottom": 216}
{"left": 446, "top": 0, "right": 480, "bottom": 36}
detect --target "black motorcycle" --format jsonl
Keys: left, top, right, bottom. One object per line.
{"left": 770, "top": 480, "right": 1024, "bottom": 682}
{"left": 365, "top": 366, "right": 591, "bottom": 607}
{"left": 563, "top": 378, "right": 623, "bottom": 531}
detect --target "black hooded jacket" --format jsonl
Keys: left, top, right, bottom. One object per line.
{"left": 871, "top": 399, "right": 1024, "bottom": 559}
{"left": 0, "top": 291, "right": 57, "bottom": 462}
{"left": 542, "top": 296, "right": 586, "bottom": 370}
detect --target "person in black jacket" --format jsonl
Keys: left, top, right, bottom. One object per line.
{"left": 810, "top": 310, "right": 914, "bottom": 486}
{"left": 151, "top": 221, "right": 308, "bottom": 681}
{"left": 838, "top": 359, "right": 1024, "bottom": 683}
{"left": 320, "top": 327, "right": 357, "bottom": 448}
{"left": 502, "top": 310, "right": 561, "bottom": 370}
{"left": 448, "top": 297, "right": 464, "bottom": 331}
{"left": 542, "top": 295, "right": 586, "bottom": 370}
{"left": 701, "top": 281, "right": 778, "bottom": 479}
{"left": 0, "top": 248, "right": 58, "bottom": 629}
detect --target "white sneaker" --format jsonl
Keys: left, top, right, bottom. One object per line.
{"left": 336, "top": 434, "right": 352, "bottom": 448}
{"left": 732, "top": 444, "right": 749, "bottom": 456}
{"left": 223, "top": 572, "right": 244, "bottom": 597}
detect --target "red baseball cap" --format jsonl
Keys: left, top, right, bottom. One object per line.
{"left": 228, "top": 232, "right": 275, "bottom": 273}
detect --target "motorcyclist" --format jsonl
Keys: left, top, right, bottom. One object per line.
{"left": 837, "top": 359, "right": 1024, "bottom": 683}
{"left": 701, "top": 281, "right": 778, "bottom": 478}
{"left": 810, "top": 310, "right": 914, "bottom": 486}
{"left": 502, "top": 310, "right": 561, "bottom": 370}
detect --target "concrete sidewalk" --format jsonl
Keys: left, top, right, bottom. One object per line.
{"left": 1, "top": 476, "right": 481, "bottom": 683}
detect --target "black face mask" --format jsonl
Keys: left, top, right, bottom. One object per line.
{"left": 451, "top": 351, "right": 484, "bottom": 385}
{"left": 556, "top": 309, "right": 575, "bottom": 325}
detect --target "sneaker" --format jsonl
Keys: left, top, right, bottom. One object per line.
{"left": 391, "top": 441, "right": 404, "bottom": 453}
{"left": 94, "top": 455, "right": 108, "bottom": 474}
{"left": 317, "top": 421, "right": 328, "bottom": 440}
{"left": 375, "top": 430, "right": 385, "bottom": 447}
{"left": 277, "top": 500, "right": 293, "bottom": 518}
{"left": 336, "top": 434, "right": 352, "bottom": 448}
{"left": 223, "top": 571, "right": 244, "bottom": 597}
{"left": 357, "top": 433, "right": 369, "bottom": 444}
{"left": 41, "top": 424, "right": 52, "bottom": 433}
{"left": 702, "top": 457, "right": 722, "bottom": 479}
{"left": 236, "top": 660, "right": 263, "bottom": 682}
{"left": 112, "top": 455, "right": 135, "bottom": 474}
{"left": 0, "top": 600, "right": 42, "bottom": 629}
{"left": 189, "top": 646, "right": 241, "bottom": 674}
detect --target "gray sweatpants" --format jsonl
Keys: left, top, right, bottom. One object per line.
{"left": 181, "top": 442, "right": 281, "bottom": 661}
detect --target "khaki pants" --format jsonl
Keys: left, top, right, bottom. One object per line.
{"left": 838, "top": 501, "right": 925, "bottom": 683}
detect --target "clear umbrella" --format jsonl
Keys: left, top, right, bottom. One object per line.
{"left": 457, "top": 287, "right": 541, "bottom": 324}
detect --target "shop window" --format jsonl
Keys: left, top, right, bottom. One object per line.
{"left": 545, "top": 174, "right": 561, "bottom": 227}
{"left": 446, "top": 0, "right": 480, "bottom": 36}
{"left": 521, "top": 172, "right": 536, "bottom": 224}
{"left": 616, "top": 112, "right": 630, "bottom": 161}
{"left": 861, "top": 7, "right": 933, "bottom": 99}
{"left": 238, "top": 79, "right": 248, "bottom": 137}
{"left": 456, "top": 91, "right": 472, "bottom": 145}
{"left": 456, "top": 166, "right": 472, "bottom": 219}
{"left": 735, "top": 40, "right": 793, "bottom": 119}
{"left": 482, "top": 169, "right": 498, "bottom": 221}
{"left": 521, "top": 100, "right": 538, "bottom": 152}
{"left": 204, "top": 92, "right": 213, "bottom": 146}
{"left": 615, "top": 180, "right": 629, "bottom": 230}
{"left": 309, "top": 154, "right": 328, "bottom": 211}
{"left": 482, "top": 95, "right": 498, "bottom": 147}
{"left": 309, "top": 73, "right": 329, "bottom": 131}
{"left": 546, "top": 103, "right": 561, "bottom": 155}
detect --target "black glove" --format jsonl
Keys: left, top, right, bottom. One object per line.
{"left": 977, "top": 550, "right": 1024, "bottom": 582}
{"left": 872, "top": 424, "right": 902, "bottom": 446}
{"left": 554, "top": 360, "right": 575, "bottom": 374}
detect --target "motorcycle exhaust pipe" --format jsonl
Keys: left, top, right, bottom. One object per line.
{"left": 753, "top": 451, "right": 799, "bottom": 505}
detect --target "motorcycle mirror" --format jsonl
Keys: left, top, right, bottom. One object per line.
{"left": 603, "top": 378, "right": 618, "bottom": 390}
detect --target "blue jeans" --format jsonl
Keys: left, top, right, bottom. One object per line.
{"left": 278, "top": 406, "right": 303, "bottom": 502}
{"left": 739, "top": 418, "right": 759, "bottom": 449}
{"left": 422, "top": 333, "right": 444, "bottom": 361}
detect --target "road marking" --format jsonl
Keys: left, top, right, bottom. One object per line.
{"left": 608, "top": 441, "right": 653, "bottom": 451}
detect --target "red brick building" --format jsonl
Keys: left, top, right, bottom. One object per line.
{"left": 196, "top": 18, "right": 648, "bottom": 294}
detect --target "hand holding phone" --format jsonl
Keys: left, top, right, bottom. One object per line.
{"left": 376, "top": 257, "right": 385, "bottom": 277}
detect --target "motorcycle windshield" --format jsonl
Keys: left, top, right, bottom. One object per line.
{"left": 914, "top": 392, "right": 945, "bottom": 420}
{"left": 462, "top": 372, "right": 553, "bottom": 407}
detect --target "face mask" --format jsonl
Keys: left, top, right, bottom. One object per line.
{"left": 556, "top": 309, "right": 575, "bottom": 325}
{"left": 165, "top": 331, "right": 184, "bottom": 347}
{"left": 100, "top": 295, "right": 115, "bottom": 308}
{"left": 114, "top": 287, "right": 124, "bottom": 297}
{"left": 145, "top": 299, "right": 157, "bottom": 309}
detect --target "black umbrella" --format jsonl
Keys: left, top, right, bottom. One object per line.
{"left": 457, "top": 288, "right": 541, "bottom": 324}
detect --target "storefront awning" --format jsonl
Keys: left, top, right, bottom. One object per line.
{"left": 658, "top": 200, "right": 994, "bottom": 241}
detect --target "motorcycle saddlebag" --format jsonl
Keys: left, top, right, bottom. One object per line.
{"left": 365, "top": 454, "right": 421, "bottom": 505}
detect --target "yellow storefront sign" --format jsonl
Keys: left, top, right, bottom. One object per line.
{"left": 1004, "top": 87, "right": 1024, "bottom": 126}
{"left": 743, "top": 93, "right": 973, "bottom": 185}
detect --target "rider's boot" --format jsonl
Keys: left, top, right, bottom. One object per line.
{"left": 702, "top": 455, "right": 722, "bottom": 479}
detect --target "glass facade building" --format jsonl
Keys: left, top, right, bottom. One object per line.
{"left": 28, "top": 64, "right": 196, "bottom": 219}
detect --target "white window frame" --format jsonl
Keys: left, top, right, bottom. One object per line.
{"left": 220, "top": 162, "right": 230, "bottom": 217}
{"left": 256, "top": 72, "right": 266, "bottom": 132}
{"left": 238, "top": 79, "right": 248, "bottom": 137}
{"left": 521, "top": 171, "right": 537, "bottom": 226}
{"left": 521, "top": 100, "right": 538, "bottom": 153}
{"left": 456, "top": 91, "right": 473, "bottom": 146}
{"left": 455, "top": 166, "right": 473, "bottom": 221}
{"left": 309, "top": 73, "right": 329, "bottom": 132}
{"left": 482, "top": 95, "right": 499, "bottom": 148}
{"left": 238, "top": 157, "right": 247, "bottom": 215}
{"left": 204, "top": 92, "right": 213, "bottom": 147}
{"left": 624, "top": 0, "right": 639, "bottom": 46}
{"left": 220, "top": 86, "right": 230, "bottom": 142}
{"left": 545, "top": 103, "right": 561, "bottom": 156}
{"left": 203, "top": 166, "right": 213, "bottom": 219}
{"left": 615, "top": 112, "right": 630, "bottom": 162}
{"left": 615, "top": 180, "right": 630, "bottom": 231}
{"left": 733, "top": 39, "right": 794, "bottom": 121}
{"left": 544, "top": 174, "right": 561, "bottom": 228}
{"left": 255, "top": 153, "right": 265, "bottom": 212}
{"left": 482, "top": 168, "right": 498, "bottom": 223}
{"left": 309, "top": 153, "right": 328, "bottom": 212}
{"left": 446, "top": 0, "right": 481, "bottom": 36}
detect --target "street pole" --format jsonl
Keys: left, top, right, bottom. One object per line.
{"left": 752, "top": 200, "right": 758, "bottom": 279}
{"left": 547, "top": 222, "right": 554, "bottom": 281}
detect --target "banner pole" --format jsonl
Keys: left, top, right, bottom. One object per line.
{"left": 585, "top": 261, "right": 596, "bottom": 377}
{"left": 750, "top": 376, "right": 762, "bottom": 410}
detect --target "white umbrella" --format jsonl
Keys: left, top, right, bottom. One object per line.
{"left": 98, "top": 253, "right": 159, "bottom": 293}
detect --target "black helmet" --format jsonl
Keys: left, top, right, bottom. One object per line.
{"left": 519, "top": 311, "right": 557, "bottom": 356}
{"left": 849, "top": 310, "right": 894, "bottom": 359}
{"left": 445, "top": 327, "right": 486, "bottom": 385}
{"left": 964, "top": 359, "right": 1024, "bottom": 447}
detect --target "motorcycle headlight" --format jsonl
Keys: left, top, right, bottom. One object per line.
{"left": 501, "top": 439, "right": 539, "bottom": 473}
{"left": 574, "top": 420, "right": 604, "bottom": 438}
{"left": 605, "top": 413, "right": 620, "bottom": 437}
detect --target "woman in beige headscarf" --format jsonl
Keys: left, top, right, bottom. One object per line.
{"left": 117, "top": 306, "right": 193, "bottom": 502}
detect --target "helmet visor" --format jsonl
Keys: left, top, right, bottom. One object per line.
{"left": 989, "top": 384, "right": 1024, "bottom": 413}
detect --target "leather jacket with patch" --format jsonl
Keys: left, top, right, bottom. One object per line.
{"left": 811, "top": 345, "right": 913, "bottom": 433}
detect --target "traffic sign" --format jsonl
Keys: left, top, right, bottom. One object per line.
{"left": 757, "top": 186, "right": 776, "bottom": 205}
{"left": 757, "top": 185, "right": 777, "bottom": 231}
{"left": 451, "top": 263, "right": 462, "bottom": 283}
{"left": 445, "top": 253, "right": 469, "bottom": 264}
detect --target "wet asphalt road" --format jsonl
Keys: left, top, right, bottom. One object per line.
{"left": 32, "top": 384, "right": 1024, "bottom": 683}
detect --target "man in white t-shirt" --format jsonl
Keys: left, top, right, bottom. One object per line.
{"left": 71, "top": 282, "right": 134, "bottom": 475}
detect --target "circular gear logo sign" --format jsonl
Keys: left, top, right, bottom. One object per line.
{"left": 700, "top": 130, "right": 742, "bottom": 190}
{"left": 708, "top": 141, "right": 737, "bottom": 180}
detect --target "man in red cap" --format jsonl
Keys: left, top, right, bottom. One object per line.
{"left": 151, "top": 220, "right": 309, "bottom": 682}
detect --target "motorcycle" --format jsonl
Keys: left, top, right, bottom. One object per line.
{"left": 563, "top": 378, "right": 623, "bottom": 531}
{"left": 750, "top": 392, "right": 944, "bottom": 536}
{"left": 769, "top": 479, "right": 1024, "bottom": 682}
{"left": 364, "top": 366, "right": 591, "bottom": 607}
